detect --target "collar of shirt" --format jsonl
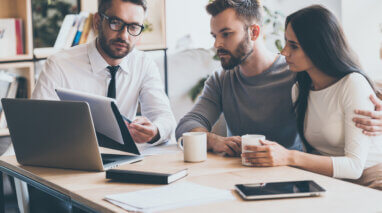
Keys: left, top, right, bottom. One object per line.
{"left": 87, "top": 39, "right": 133, "bottom": 75}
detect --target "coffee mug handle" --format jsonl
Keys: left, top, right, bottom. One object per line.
{"left": 177, "top": 137, "right": 184, "bottom": 150}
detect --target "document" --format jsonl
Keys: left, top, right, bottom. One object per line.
{"left": 105, "top": 181, "right": 235, "bottom": 212}
{"left": 138, "top": 143, "right": 180, "bottom": 156}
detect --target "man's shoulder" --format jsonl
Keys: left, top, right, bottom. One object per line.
{"left": 211, "top": 68, "right": 234, "bottom": 79}
{"left": 127, "top": 48, "right": 152, "bottom": 62}
{"left": 48, "top": 43, "right": 88, "bottom": 64}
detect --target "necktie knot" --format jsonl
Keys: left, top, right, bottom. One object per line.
{"left": 107, "top": 65, "right": 119, "bottom": 77}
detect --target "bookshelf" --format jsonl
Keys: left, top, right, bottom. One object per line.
{"left": 0, "top": 0, "right": 96, "bottom": 137}
{"left": 0, "top": 0, "right": 34, "bottom": 137}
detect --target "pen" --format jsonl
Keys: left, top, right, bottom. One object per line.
{"left": 121, "top": 114, "right": 132, "bottom": 124}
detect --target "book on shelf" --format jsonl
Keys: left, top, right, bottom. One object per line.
{"left": 71, "top": 14, "right": 87, "bottom": 46}
{"left": 63, "top": 15, "right": 79, "bottom": 49}
{"left": 0, "top": 72, "right": 27, "bottom": 129}
{"left": 54, "top": 12, "right": 94, "bottom": 50}
{"left": 0, "top": 18, "right": 24, "bottom": 57}
{"left": 54, "top": 14, "right": 76, "bottom": 50}
{"left": 15, "top": 19, "right": 24, "bottom": 55}
{"left": 106, "top": 168, "right": 188, "bottom": 184}
{"left": 0, "top": 72, "right": 15, "bottom": 100}
{"left": 79, "top": 13, "right": 94, "bottom": 45}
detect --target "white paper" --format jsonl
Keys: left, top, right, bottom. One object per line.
{"left": 105, "top": 182, "right": 235, "bottom": 212}
{"left": 138, "top": 143, "right": 181, "bottom": 156}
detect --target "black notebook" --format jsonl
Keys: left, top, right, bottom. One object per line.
{"left": 106, "top": 169, "right": 188, "bottom": 184}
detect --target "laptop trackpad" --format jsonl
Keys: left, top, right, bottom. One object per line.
{"left": 101, "top": 153, "right": 142, "bottom": 168}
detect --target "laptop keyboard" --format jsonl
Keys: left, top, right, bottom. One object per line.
{"left": 101, "top": 154, "right": 117, "bottom": 164}
{"left": 101, "top": 153, "right": 142, "bottom": 166}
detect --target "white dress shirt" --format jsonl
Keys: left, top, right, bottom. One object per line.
{"left": 292, "top": 73, "right": 382, "bottom": 179}
{"left": 32, "top": 40, "right": 176, "bottom": 145}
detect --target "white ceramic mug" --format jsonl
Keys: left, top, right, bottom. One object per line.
{"left": 241, "top": 134, "right": 266, "bottom": 166}
{"left": 177, "top": 132, "right": 207, "bottom": 162}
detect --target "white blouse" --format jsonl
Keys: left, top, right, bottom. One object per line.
{"left": 292, "top": 73, "right": 382, "bottom": 179}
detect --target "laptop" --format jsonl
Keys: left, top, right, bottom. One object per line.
{"left": 1, "top": 98, "right": 143, "bottom": 171}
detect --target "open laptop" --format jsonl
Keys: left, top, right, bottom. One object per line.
{"left": 1, "top": 98, "right": 143, "bottom": 171}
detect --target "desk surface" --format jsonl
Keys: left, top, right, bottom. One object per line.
{"left": 1, "top": 151, "right": 382, "bottom": 213}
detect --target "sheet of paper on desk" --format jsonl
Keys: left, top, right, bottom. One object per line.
{"left": 138, "top": 143, "right": 180, "bottom": 156}
{"left": 105, "top": 182, "right": 235, "bottom": 212}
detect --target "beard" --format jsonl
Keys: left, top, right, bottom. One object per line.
{"left": 98, "top": 27, "right": 133, "bottom": 59}
{"left": 217, "top": 33, "right": 253, "bottom": 70}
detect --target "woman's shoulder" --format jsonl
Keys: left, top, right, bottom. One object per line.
{"left": 339, "top": 72, "right": 373, "bottom": 94}
{"left": 339, "top": 72, "right": 375, "bottom": 108}
{"left": 342, "top": 72, "right": 370, "bottom": 86}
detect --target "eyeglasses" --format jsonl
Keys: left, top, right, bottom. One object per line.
{"left": 101, "top": 13, "right": 144, "bottom": 36}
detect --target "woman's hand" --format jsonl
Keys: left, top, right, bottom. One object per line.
{"left": 241, "top": 140, "right": 293, "bottom": 167}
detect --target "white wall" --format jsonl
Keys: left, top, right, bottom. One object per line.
{"left": 263, "top": 0, "right": 341, "bottom": 20}
{"left": 165, "top": 0, "right": 213, "bottom": 53}
{"left": 342, "top": 0, "right": 382, "bottom": 79}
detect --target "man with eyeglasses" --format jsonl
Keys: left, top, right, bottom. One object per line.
{"left": 33, "top": 0, "right": 176, "bottom": 147}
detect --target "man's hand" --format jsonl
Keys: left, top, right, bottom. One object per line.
{"left": 353, "top": 95, "right": 382, "bottom": 136}
{"left": 189, "top": 128, "right": 241, "bottom": 156}
{"left": 208, "top": 134, "right": 242, "bottom": 157}
{"left": 126, "top": 116, "right": 159, "bottom": 143}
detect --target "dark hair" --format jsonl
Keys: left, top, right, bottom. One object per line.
{"left": 206, "top": 0, "right": 263, "bottom": 25}
{"left": 98, "top": 0, "right": 147, "bottom": 14}
{"left": 287, "top": 5, "right": 376, "bottom": 152}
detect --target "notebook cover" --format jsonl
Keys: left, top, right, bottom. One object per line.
{"left": 106, "top": 169, "right": 188, "bottom": 184}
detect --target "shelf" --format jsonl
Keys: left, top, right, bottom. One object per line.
{"left": 0, "top": 128, "right": 10, "bottom": 137}
{"left": 0, "top": 54, "right": 33, "bottom": 63}
{"left": 0, "top": 62, "right": 35, "bottom": 98}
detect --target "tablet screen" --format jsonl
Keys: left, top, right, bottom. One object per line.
{"left": 56, "top": 88, "right": 124, "bottom": 144}
{"left": 235, "top": 180, "right": 325, "bottom": 198}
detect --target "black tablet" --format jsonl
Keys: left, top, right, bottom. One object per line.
{"left": 235, "top": 180, "right": 325, "bottom": 200}
{"left": 55, "top": 88, "right": 140, "bottom": 155}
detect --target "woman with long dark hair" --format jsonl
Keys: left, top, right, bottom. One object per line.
{"left": 242, "top": 5, "right": 382, "bottom": 189}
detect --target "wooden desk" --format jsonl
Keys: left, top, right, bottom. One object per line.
{"left": 0, "top": 152, "right": 381, "bottom": 213}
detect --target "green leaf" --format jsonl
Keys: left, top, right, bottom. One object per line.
{"left": 275, "top": 40, "right": 283, "bottom": 52}
{"left": 189, "top": 76, "right": 209, "bottom": 102}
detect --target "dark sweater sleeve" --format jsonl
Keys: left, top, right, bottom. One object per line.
{"left": 175, "top": 71, "right": 223, "bottom": 139}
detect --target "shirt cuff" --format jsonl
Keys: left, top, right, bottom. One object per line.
{"left": 148, "top": 120, "right": 169, "bottom": 146}
{"left": 175, "top": 120, "right": 207, "bottom": 140}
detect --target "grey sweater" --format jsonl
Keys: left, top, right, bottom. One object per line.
{"left": 176, "top": 55, "right": 302, "bottom": 150}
